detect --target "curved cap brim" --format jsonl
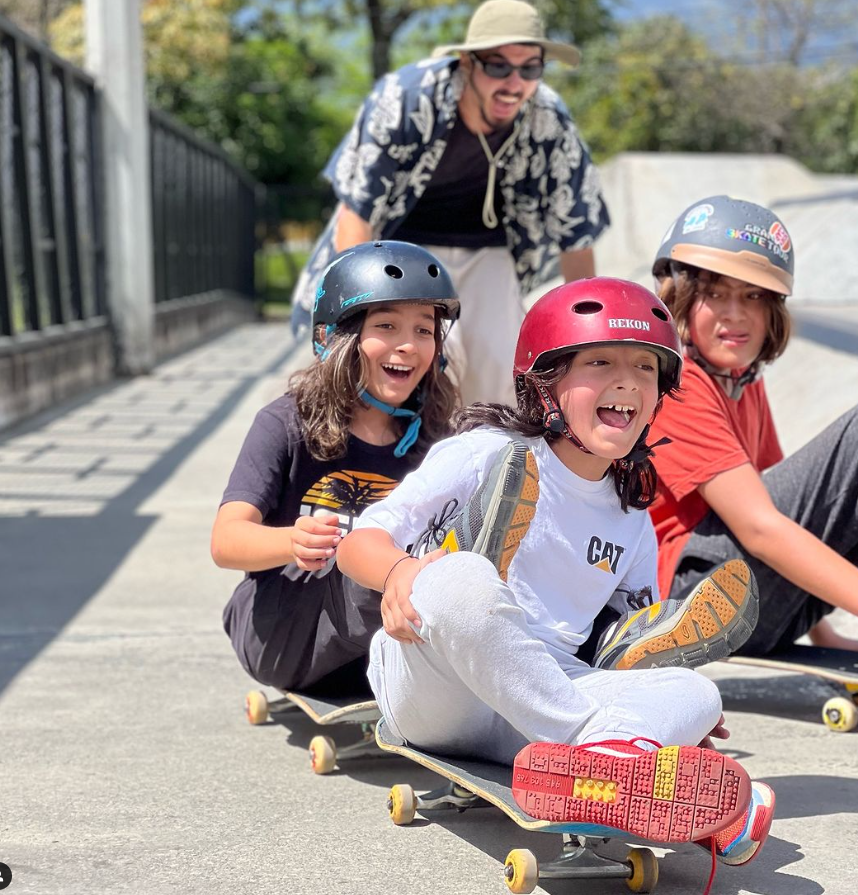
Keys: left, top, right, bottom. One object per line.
{"left": 432, "top": 37, "right": 580, "bottom": 67}
{"left": 668, "top": 245, "right": 794, "bottom": 297}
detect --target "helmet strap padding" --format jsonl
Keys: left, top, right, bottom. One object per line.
{"left": 534, "top": 382, "right": 592, "bottom": 455}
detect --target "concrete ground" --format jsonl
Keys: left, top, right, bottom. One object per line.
{"left": 2, "top": 314, "right": 857, "bottom": 895}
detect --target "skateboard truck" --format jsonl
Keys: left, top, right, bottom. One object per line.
{"left": 386, "top": 780, "right": 659, "bottom": 893}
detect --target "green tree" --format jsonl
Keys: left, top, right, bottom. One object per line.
{"left": 49, "top": 1, "right": 346, "bottom": 184}
{"left": 178, "top": 11, "right": 348, "bottom": 184}
{"left": 284, "top": 0, "right": 616, "bottom": 82}
{"left": 0, "top": 0, "right": 72, "bottom": 41}
{"left": 537, "top": 0, "right": 617, "bottom": 47}
{"left": 791, "top": 66, "right": 858, "bottom": 173}
{"left": 563, "top": 17, "right": 802, "bottom": 160}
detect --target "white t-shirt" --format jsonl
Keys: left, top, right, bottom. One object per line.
{"left": 355, "top": 428, "right": 659, "bottom": 671}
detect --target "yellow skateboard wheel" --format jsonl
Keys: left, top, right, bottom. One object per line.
{"left": 245, "top": 690, "right": 269, "bottom": 725}
{"left": 627, "top": 847, "right": 658, "bottom": 892}
{"left": 823, "top": 696, "right": 858, "bottom": 732}
{"left": 504, "top": 849, "right": 538, "bottom": 894}
{"left": 387, "top": 784, "right": 416, "bottom": 825}
{"left": 309, "top": 735, "right": 337, "bottom": 774}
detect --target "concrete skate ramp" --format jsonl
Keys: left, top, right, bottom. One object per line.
{"left": 591, "top": 152, "right": 858, "bottom": 304}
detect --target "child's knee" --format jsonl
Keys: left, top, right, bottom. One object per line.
{"left": 678, "top": 668, "right": 722, "bottom": 721}
{"left": 411, "top": 552, "right": 509, "bottom": 623}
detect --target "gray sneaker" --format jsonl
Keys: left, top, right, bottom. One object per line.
{"left": 412, "top": 441, "right": 539, "bottom": 581}
{"left": 593, "top": 560, "right": 759, "bottom": 670}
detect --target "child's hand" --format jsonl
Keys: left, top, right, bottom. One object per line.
{"left": 381, "top": 548, "right": 446, "bottom": 644}
{"left": 290, "top": 513, "right": 344, "bottom": 571}
{"left": 699, "top": 713, "right": 730, "bottom": 750}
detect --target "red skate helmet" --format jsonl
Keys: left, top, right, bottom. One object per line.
{"left": 514, "top": 277, "right": 683, "bottom": 393}
{"left": 514, "top": 278, "right": 683, "bottom": 454}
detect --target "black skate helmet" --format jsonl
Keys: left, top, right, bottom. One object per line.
{"left": 652, "top": 196, "right": 794, "bottom": 297}
{"left": 312, "top": 241, "right": 460, "bottom": 336}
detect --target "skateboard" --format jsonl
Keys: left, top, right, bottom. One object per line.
{"left": 723, "top": 644, "right": 858, "bottom": 732}
{"left": 375, "top": 719, "right": 659, "bottom": 894}
{"left": 245, "top": 689, "right": 382, "bottom": 774}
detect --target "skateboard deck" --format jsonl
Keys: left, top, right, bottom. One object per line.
{"left": 244, "top": 688, "right": 382, "bottom": 773}
{"left": 723, "top": 644, "right": 858, "bottom": 732}
{"left": 375, "top": 719, "right": 660, "bottom": 894}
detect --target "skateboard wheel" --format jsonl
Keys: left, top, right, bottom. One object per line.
{"left": 245, "top": 690, "right": 269, "bottom": 725}
{"left": 387, "top": 784, "right": 416, "bottom": 825}
{"left": 823, "top": 696, "right": 858, "bottom": 732}
{"left": 504, "top": 849, "right": 538, "bottom": 894}
{"left": 309, "top": 735, "right": 337, "bottom": 774}
{"left": 626, "top": 847, "right": 658, "bottom": 892}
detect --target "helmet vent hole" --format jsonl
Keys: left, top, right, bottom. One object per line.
{"left": 384, "top": 264, "right": 404, "bottom": 279}
{"left": 427, "top": 264, "right": 439, "bottom": 278}
{"left": 651, "top": 307, "right": 669, "bottom": 322}
{"left": 572, "top": 300, "right": 603, "bottom": 315}
{"left": 373, "top": 241, "right": 383, "bottom": 247}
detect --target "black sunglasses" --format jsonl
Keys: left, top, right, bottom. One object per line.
{"left": 469, "top": 52, "right": 545, "bottom": 81}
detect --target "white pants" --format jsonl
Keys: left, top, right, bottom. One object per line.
{"left": 368, "top": 553, "right": 723, "bottom": 765}
{"left": 426, "top": 246, "right": 523, "bottom": 407}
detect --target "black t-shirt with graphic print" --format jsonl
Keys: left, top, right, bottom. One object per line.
{"left": 221, "top": 394, "right": 424, "bottom": 691}
{"left": 221, "top": 393, "right": 418, "bottom": 584}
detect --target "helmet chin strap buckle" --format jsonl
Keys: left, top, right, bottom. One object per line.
{"left": 543, "top": 408, "right": 566, "bottom": 433}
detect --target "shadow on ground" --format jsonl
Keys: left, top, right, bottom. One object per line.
{"left": 0, "top": 334, "right": 296, "bottom": 695}
{"left": 270, "top": 709, "right": 844, "bottom": 894}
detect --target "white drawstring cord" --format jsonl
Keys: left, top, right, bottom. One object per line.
{"left": 476, "top": 124, "right": 519, "bottom": 229}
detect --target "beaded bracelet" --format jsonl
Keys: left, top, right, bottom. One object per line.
{"left": 382, "top": 555, "right": 417, "bottom": 594}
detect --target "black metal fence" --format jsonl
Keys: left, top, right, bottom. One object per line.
{"left": 0, "top": 15, "right": 105, "bottom": 338}
{"left": 0, "top": 12, "right": 258, "bottom": 341}
{"left": 150, "top": 109, "right": 257, "bottom": 304}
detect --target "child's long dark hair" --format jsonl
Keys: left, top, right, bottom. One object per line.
{"left": 455, "top": 356, "right": 676, "bottom": 512}
{"left": 290, "top": 309, "right": 459, "bottom": 461}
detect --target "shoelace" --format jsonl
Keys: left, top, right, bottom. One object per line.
{"left": 627, "top": 586, "right": 655, "bottom": 611}
{"left": 703, "top": 839, "right": 717, "bottom": 895}
{"left": 582, "top": 736, "right": 719, "bottom": 895}
{"left": 412, "top": 498, "right": 459, "bottom": 556}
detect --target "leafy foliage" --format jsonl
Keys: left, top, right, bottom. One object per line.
{"left": 43, "top": 0, "right": 858, "bottom": 182}
{"left": 50, "top": 1, "right": 348, "bottom": 185}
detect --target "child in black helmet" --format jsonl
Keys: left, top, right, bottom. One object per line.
{"left": 649, "top": 196, "right": 858, "bottom": 658}
{"left": 212, "top": 241, "right": 460, "bottom": 700}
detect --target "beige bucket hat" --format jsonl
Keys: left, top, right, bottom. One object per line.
{"left": 432, "top": 0, "right": 580, "bottom": 66}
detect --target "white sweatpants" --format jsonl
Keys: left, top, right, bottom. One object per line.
{"left": 368, "top": 553, "right": 723, "bottom": 765}
{"left": 426, "top": 245, "right": 523, "bottom": 407}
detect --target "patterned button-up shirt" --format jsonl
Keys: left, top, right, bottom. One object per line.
{"left": 293, "top": 57, "right": 610, "bottom": 319}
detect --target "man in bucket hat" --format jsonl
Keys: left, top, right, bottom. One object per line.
{"left": 292, "top": 0, "right": 610, "bottom": 405}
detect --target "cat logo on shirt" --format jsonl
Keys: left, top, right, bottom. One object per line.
{"left": 587, "top": 536, "right": 625, "bottom": 574}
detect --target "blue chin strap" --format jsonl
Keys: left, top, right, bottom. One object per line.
{"left": 359, "top": 390, "right": 422, "bottom": 457}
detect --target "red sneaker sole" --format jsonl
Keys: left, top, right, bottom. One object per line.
{"left": 512, "top": 742, "right": 751, "bottom": 843}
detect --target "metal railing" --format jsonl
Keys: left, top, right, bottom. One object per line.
{"left": 0, "top": 11, "right": 259, "bottom": 343}
{"left": 150, "top": 109, "right": 257, "bottom": 304}
{"left": 0, "top": 15, "right": 105, "bottom": 337}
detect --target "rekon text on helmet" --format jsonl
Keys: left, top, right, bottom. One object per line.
{"left": 515, "top": 278, "right": 683, "bottom": 393}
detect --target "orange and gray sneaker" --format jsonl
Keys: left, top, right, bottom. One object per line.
{"left": 592, "top": 560, "right": 759, "bottom": 670}
{"left": 411, "top": 440, "right": 539, "bottom": 581}
{"left": 511, "top": 738, "right": 753, "bottom": 844}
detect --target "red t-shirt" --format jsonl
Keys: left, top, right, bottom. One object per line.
{"left": 648, "top": 358, "right": 783, "bottom": 598}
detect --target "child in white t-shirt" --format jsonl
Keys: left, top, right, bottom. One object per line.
{"left": 338, "top": 278, "right": 773, "bottom": 873}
